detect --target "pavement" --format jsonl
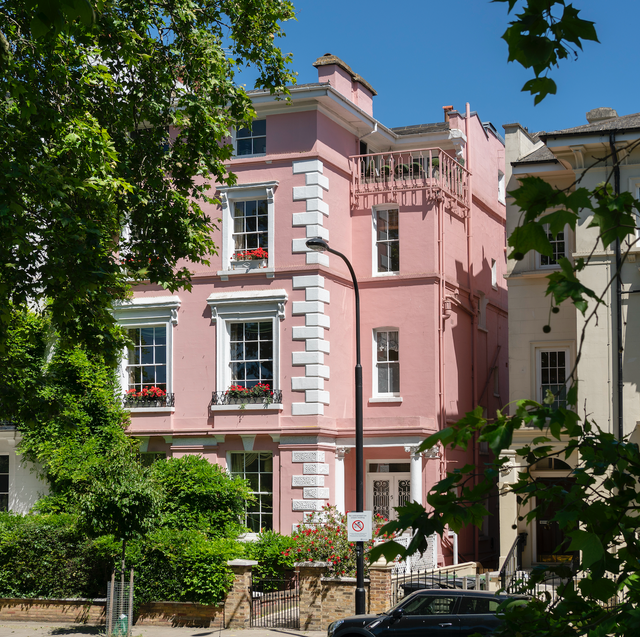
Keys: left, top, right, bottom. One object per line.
{"left": 0, "top": 625, "right": 326, "bottom": 637}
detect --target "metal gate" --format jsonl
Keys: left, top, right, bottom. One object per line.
{"left": 250, "top": 572, "right": 299, "bottom": 628}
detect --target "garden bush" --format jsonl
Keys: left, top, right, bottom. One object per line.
{"left": 288, "top": 505, "right": 389, "bottom": 576}
{"left": 243, "top": 530, "right": 296, "bottom": 579}
{"left": 0, "top": 512, "right": 112, "bottom": 598}
{"left": 0, "top": 513, "right": 242, "bottom": 605}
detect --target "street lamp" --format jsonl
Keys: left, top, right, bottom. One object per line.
{"left": 305, "top": 237, "right": 365, "bottom": 615}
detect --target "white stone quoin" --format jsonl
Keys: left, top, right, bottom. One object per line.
{"left": 292, "top": 450, "right": 325, "bottom": 463}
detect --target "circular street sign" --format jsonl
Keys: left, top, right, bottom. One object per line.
{"left": 352, "top": 519, "right": 365, "bottom": 532}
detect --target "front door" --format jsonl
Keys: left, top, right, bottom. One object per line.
{"left": 535, "top": 478, "right": 575, "bottom": 563}
{"left": 367, "top": 471, "right": 411, "bottom": 521}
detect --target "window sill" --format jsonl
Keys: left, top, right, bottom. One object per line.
{"left": 218, "top": 267, "right": 275, "bottom": 281}
{"left": 127, "top": 407, "right": 176, "bottom": 414}
{"left": 209, "top": 403, "right": 283, "bottom": 412}
{"left": 368, "top": 396, "right": 403, "bottom": 404}
{"left": 373, "top": 271, "right": 400, "bottom": 278}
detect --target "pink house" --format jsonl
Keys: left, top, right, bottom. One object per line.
{"left": 115, "top": 54, "right": 508, "bottom": 567}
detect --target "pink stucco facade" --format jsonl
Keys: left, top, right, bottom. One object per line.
{"left": 119, "top": 55, "right": 507, "bottom": 567}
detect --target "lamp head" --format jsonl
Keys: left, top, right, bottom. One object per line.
{"left": 305, "top": 237, "right": 329, "bottom": 252}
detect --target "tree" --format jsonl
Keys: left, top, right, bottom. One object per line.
{"left": 0, "top": 0, "right": 296, "bottom": 365}
{"left": 371, "top": 3, "right": 640, "bottom": 636}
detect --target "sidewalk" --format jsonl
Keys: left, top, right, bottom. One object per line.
{"left": 0, "top": 624, "right": 326, "bottom": 637}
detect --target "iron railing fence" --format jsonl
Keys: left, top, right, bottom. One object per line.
{"left": 391, "top": 566, "right": 487, "bottom": 607}
{"left": 250, "top": 572, "right": 299, "bottom": 629}
{"left": 499, "top": 531, "right": 528, "bottom": 590}
{"left": 351, "top": 148, "right": 469, "bottom": 207}
{"left": 210, "top": 390, "right": 283, "bottom": 407}
{"left": 122, "top": 393, "right": 175, "bottom": 409}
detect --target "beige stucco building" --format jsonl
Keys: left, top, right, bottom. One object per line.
{"left": 500, "top": 109, "right": 640, "bottom": 570}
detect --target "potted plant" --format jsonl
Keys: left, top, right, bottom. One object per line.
{"left": 231, "top": 247, "right": 268, "bottom": 270}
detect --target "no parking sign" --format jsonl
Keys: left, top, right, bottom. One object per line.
{"left": 347, "top": 511, "right": 373, "bottom": 542}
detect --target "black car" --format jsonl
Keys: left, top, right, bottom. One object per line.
{"left": 327, "top": 589, "right": 527, "bottom": 637}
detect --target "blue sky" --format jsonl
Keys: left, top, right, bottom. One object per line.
{"left": 244, "top": 0, "right": 638, "bottom": 135}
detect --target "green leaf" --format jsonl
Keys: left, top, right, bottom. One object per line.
{"left": 567, "top": 530, "right": 604, "bottom": 568}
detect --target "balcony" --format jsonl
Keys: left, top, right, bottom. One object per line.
{"left": 351, "top": 148, "right": 469, "bottom": 210}
{"left": 210, "top": 390, "right": 283, "bottom": 411}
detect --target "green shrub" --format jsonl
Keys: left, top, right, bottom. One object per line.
{"left": 243, "top": 530, "right": 296, "bottom": 579}
{"left": 0, "top": 512, "right": 112, "bottom": 598}
{"left": 150, "top": 455, "right": 253, "bottom": 537}
{"left": 0, "top": 513, "right": 243, "bottom": 605}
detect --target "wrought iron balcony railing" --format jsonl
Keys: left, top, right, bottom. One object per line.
{"left": 123, "top": 393, "right": 175, "bottom": 409}
{"left": 351, "top": 148, "right": 469, "bottom": 208}
{"left": 210, "top": 390, "right": 283, "bottom": 407}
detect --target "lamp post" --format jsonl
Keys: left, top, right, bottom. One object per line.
{"left": 305, "top": 237, "right": 365, "bottom": 615}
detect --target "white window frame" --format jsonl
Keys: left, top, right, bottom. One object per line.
{"left": 232, "top": 119, "right": 267, "bottom": 158}
{"left": 218, "top": 182, "right": 277, "bottom": 278}
{"left": 112, "top": 296, "right": 180, "bottom": 413}
{"left": 0, "top": 455, "right": 8, "bottom": 512}
{"left": 370, "top": 327, "right": 402, "bottom": 403}
{"left": 498, "top": 170, "right": 506, "bottom": 205}
{"left": 207, "top": 289, "right": 287, "bottom": 411}
{"left": 536, "top": 223, "right": 568, "bottom": 269}
{"left": 534, "top": 344, "right": 572, "bottom": 409}
{"left": 228, "top": 450, "right": 274, "bottom": 532}
{"left": 628, "top": 177, "right": 640, "bottom": 246}
{"left": 372, "top": 205, "right": 400, "bottom": 277}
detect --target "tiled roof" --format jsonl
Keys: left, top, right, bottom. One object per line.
{"left": 391, "top": 122, "right": 450, "bottom": 136}
{"left": 543, "top": 112, "right": 640, "bottom": 137}
{"left": 515, "top": 145, "right": 558, "bottom": 164}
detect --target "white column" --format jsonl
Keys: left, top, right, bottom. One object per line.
{"left": 405, "top": 445, "right": 423, "bottom": 505}
{"left": 334, "top": 447, "right": 349, "bottom": 514}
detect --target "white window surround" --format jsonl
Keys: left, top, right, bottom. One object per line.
{"left": 629, "top": 177, "right": 640, "bottom": 245}
{"left": 532, "top": 342, "right": 573, "bottom": 408}
{"left": 217, "top": 181, "right": 278, "bottom": 279}
{"left": 207, "top": 289, "right": 287, "bottom": 411}
{"left": 498, "top": 170, "right": 506, "bottom": 205}
{"left": 112, "top": 296, "right": 180, "bottom": 413}
{"left": 536, "top": 222, "right": 569, "bottom": 269}
{"left": 371, "top": 327, "right": 402, "bottom": 403}
{"left": 372, "top": 205, "right": 400, "bottom": 277}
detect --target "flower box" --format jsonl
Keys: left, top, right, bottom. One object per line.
{"left": 230, "top": 259, "right": 267, "bottom": 270}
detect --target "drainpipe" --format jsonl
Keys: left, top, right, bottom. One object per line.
{"left": 465, "top": 102, "right": 479, "bottom": 562}
{"left": 609, "top": 132, "right": 624, "bottom": 440}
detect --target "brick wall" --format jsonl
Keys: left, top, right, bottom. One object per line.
{"left": 0, "top": 599, "right": 106, "bottom": 624}
{"left": 135, "top": 601, "right": 223, "bottom": 627}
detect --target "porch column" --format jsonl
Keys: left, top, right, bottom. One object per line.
{"left": 404, "top": 445, "right": 423, "bottom": 505}
{"left": 334, "top": 447, "right": 349, "bottom": 513}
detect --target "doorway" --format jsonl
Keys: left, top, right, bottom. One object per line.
{"left": 366, "top": 461, "right": 411, "bottom": 521}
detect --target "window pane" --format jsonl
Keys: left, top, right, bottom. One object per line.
{"left": 0, "top": 457, "right": 7, "bottom": 473}
{"left": 237, "top": 126, "right": 251, "bottom": 138}
{"left": 230, "top": 453, "right": 244, "bottom": 473}
{"left": 260, "top": 361, "right": 273, "bottom": 380}
{"left": 0, "top": 495, "right": 7, "bottom": 512}
{"left": 237, "top": 139, "right": 252, "bottom": 155}
{"left": 154, "top": 327, "right": 166, "bottom": 345}
{"left": 0, "top": 475, "right": 8, "bottom": 492}
{"left": 377, "top": 332, "right": 387, "bottom": 362}
{"left": 141, "top": 346, "right": 153, "bottom": 364}
{"left": 245, "top": 323, "right": 260, "bottom": 340}
{"left": 252, "top": 120, "right": 266, "bottom": 136}
{"left": 378, "top": 364, "right": 389, "bottom": 393}
{"left": 245, "top": 342, "right": 259, "bottom": 360}
{"left": 389, "top": 363, "right": 400, "bottom": 393}
{"left": 245, "top": 200, "right": 257, "bottom": 216}
{"left": 155, "top": 345, "right": 166, "bottom": 364}
{"left": 230, "top": 342, "right": 244, "bottom": 360}
{"left": 140, "top": 327, "right": 155, "bottom": 345}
